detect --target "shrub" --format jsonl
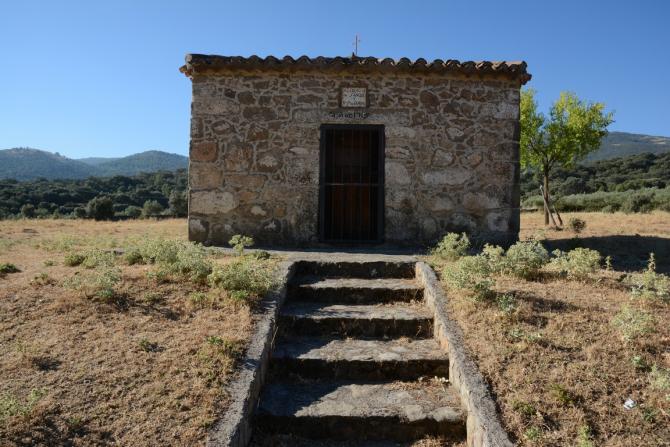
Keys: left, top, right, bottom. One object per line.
{"left": 123, "top": 248, "right": 144, "bottom": 265}
{"left": 481, "top": 244, "right": 505, "bottom": 274}
{"left": 229, "top": 234, "right": 254, "bottom": 256}
{"left": 501, "top": 241, "right": 549, "bottom": 280}
{"left": 142, "top": 200, "right": 164, "bottom": 218}
{"left": 72, "top": 207, "right": 88, "bottom": 219}
{"left": 64, "top": 266, "right": 121, "bottom": 302}
{"left": 431, "top": 232, "right": 470, "bottom": 261}
{"left": 621, "top": 192, "right": 654, "bottom": 213}
{"left": 0, "top": 262, "right": 20, "bottom": 275}
{"left": 612, "top": 305, "right": 655, "bottom": 341}
{"left": 124, "top": 205, "right": 142, "bottom": 218}
{"left": 567, "top": 217, "right": 587, "bottom": 234}
{"left": 630, "top": 253, "right": 670, "bottom": 303}
{"left": 86, "top": 196, "right": 115, "bottom": 221}
{"left": 549, "top": 248, "right": 602, "bottom": 280}
{"left": 127, "top": 238, "right": 212, "bottom": 283}
{"left": 80, "top": 249, "right": 115, "bottom": 269}
{"left": 208, "top": 256, "right": 275, "bottom": 299}
{"left": 650, "top": 365, "right": 670, "bottom": 391}
{"left": 442, "top": 255, "right": 495, "bottom": 302}
{"left": 188, "top": 291, "right": 213, "bottom": 308}
{"left": 64, "top": 252, "right": 85, "bottom": 267}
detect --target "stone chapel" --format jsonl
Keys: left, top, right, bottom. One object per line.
{"left": 180, "top": 54, "right": 530, "bottom": 246}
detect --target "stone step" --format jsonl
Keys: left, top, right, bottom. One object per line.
{"left": 255, "top": 381, "right": 466, "bottom": 442}
{"left": 279, "top": 303, "right": 433, "bottom": 338}
{"left": 293, "top": 260, "right": 416, "bottom": 279}
{"left": 250, "top": 432, "right": 463, "bottom": 446}
{"left": 271, "top": 337, "right": 449, "bottom": 381}
{"left": 289, "top": 277, "right": 423, "bottom": 304}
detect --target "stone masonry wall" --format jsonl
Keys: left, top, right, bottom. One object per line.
{"left": 188, "top": 70, "right": 521, "bottom": 246}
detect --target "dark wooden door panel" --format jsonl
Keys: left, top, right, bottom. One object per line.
{"left": 319, "top": 125, "right": 384, "bottom": 242}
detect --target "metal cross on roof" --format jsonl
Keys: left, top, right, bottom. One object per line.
{"left": 353, "top": 34, "right": 361, "bottom": 56}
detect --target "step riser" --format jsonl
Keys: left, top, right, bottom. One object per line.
{"left": 293, "top": 261, "right": 416, "bottom": 279}
{"left": 270, "top": 359, "right": 449, "bottom": 381}
{"left": 288, "top": 286, "right": 423, "bottom": 304}
{"left": 278, "top": 317, "right": 433, "bottom": 338}
{"left": 255, "top": 415, "right": 466, "bottom": 442}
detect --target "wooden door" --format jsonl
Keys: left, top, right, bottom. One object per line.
{"left": 319, "top": 125, "right": 384, "bottom": 242}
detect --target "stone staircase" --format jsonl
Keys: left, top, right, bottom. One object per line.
{"left": 250, "top": 261, "right": 467, "bottom": 446}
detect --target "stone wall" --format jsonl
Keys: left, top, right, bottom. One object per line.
{"left": 187, "top": 70, "right": 521, "bottom": 246}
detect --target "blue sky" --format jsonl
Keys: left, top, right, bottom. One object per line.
{"left": 1, "top": 0, "right": 668, "bottom": 158}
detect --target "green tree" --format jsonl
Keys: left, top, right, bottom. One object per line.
{"left": 142, "top": 200, "right": 164, "bottom": 218}
{"left": 20, "top": 203, "right": 36, "bottom": 218}
{"left": 520, "top": 89, "right": 614, "bottom": 224}
{"left": 168, "top": 190, "right": 188, "bottom": 217}
{"left": 86, "top": 196, "right": 115, "bottom": 221}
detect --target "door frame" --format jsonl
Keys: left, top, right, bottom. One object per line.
{"left": 318, "top": 123, "right": 385, "bottom": 244}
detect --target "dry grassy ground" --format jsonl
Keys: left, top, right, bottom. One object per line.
{"left": 2, "top": 213, "right": 669, "bottom": 446}
{"left": 443, "top": 212, "right": 670, "bottom": 446}
{"left": 0, "top": 219, "right": 266, "bottom": 446}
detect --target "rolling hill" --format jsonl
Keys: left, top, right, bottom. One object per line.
{"left": 0, "top": 148, "right": 188, "bottom": 180}
{"left": 586, "top": 131, "right": 670, "bottom": 161}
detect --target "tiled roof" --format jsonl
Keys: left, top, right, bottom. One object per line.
{"left": 180, "top": 54, "right": 531, "bottom": 84}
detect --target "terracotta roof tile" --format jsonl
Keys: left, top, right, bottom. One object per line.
{"left": 180, "top": 54, "right": 531, "bottom": 84}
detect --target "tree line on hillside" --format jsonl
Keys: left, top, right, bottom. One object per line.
{"left": 0, "top": 170, "right": 187, "bottom": 220}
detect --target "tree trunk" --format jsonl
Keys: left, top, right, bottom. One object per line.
{"left": 543, "top": 168, "right": 550, "bottom": 225}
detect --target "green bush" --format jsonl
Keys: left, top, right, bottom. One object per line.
{"left": 501, "top": 241, "right": 549, "bottom": 280}
{"left": 127, "top": 238, "right": 212, "bottom": 283}
{"left": 630, "top": 253, "right": 670, "bottom": 303}
{"left": 208, "top": 256, "right": 275, "bottom": 299}
{"left": 431, "top": 232, "right": 470, "bottom": 261}
{"left": 612, "top": 305, "right": 655, "bottom": 341}
{"left": 442, "top": 255, "right": 495, "bottom": 302}
{"left": 549, "top": 248, "right": 602, "bottom": 280}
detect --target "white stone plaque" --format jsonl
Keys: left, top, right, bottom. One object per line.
{"left": 341, "top": 87, "right": 367, "bottom": 108}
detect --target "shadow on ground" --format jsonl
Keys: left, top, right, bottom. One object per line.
{"left": 544, "top": 235, "right": 670, "bottom": 273}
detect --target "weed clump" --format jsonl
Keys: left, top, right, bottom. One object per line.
{"left": 0, "top": 262, "right": 20, "bottom": 275}
{"left": 125, "top": 239, "right": 213, "bottom": 284}
{"left": 0, "top": 388, "right": 46, "bottom": 424}
{"left": 197, "top": 336, "right": 245, "bottom": 386}
{"left": 208, "top": 256, "right": 276, "bottom": 303}
{"left": 629, "top": 253, "right": 670, "bottom": 303}
{"left": 549, "top": 248, "right": 602, "bottom": 280}
{"left": 502, "top": 241, "right": 549, "bottom": 280}
{"left": 612, "top": 305, "right": 655, "bottom": 342}
{"left": 442, "top": 255, "right": 495, "bottom": 302}
{"left": 431, "top": 232, "right": 470, "bottom": 261}
{"left": 229, "top": 234, "right": 254, "bottom": 256}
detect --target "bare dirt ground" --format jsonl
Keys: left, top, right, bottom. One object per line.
{"left": 0, "top": 219, "right": 257, "bottom": 446}
{"left": 444, "top": 212, "right": 670, "bottom": 446}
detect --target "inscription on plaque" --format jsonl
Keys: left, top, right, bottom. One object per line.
{"left": 341, "top": 87, "right": 367, "bottom": 108}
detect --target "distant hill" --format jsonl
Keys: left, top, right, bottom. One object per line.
{"left": 586, "top": 131, "right": 670, "bottom": 162}
{"left": 88, "top": 151, "right": 188, "bottom": 177}
{"left": 0, "top": 148, "right": 188, "bottom": 180}
{"left": 0, "top": 148, "right": 95, "bottom": 181}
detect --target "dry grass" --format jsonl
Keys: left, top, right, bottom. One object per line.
{"left": 441, "top": 212, "right": 670, "bottom": 446}
{"left": 521, "top": 210, "right": 670, "bottom": 273}
{"left": 0, "top": 219, "right": 263, "bottom": 446}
